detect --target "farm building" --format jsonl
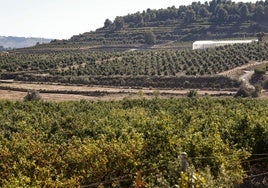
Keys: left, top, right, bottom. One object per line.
{"left": 192, "top": 40, "right": 257, "bottom": 50}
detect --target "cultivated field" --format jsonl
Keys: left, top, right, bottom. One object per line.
{"left": 1, "top": 61, "right": 267, "bottom": 101}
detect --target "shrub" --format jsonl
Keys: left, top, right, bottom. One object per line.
{"left": 24, "top": 90, "right": 42, "bottom": 101}
{"left": 252, "top": 84, "right": 262, "bottom": 97}
{"left": 144, "top": 31, "right": 156, "bottom": 45}
{"left": 254, "top": 65, "right": 266, "bottom": 75}
{"left": 187, "top": 90, "right": 198, "bottom": 98}
{"left": 235, "top": 83, "right": 255, "bottom": 98}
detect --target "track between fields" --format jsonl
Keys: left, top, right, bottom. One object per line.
{"left": 0, "top": 81, "right": 236, "bottom": 101}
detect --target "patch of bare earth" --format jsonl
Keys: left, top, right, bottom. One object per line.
{"left": 0, "top": 81, "right": 236, "bottom": 101}
{"left": 0, "top": 90, "right": 26, "bottom": 101}
{"left": 218, "top": 61, "right": 268, "bottom": 79}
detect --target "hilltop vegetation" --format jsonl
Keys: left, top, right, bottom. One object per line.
{"left": 45, "top": 0, "right": 268, "bottom": 48}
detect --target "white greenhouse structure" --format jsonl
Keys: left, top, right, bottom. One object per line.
{"left": 192, "top": 40, "right": 257, "bottom": 50}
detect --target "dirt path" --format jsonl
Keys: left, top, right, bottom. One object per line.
{"left": 219, "top": 61, "right": 268, "bottom": 90}
{"left": 0, "top": 81, "right": 236, "bottom": 101}
{"left": 218, "top": 61, "right": 268, "bottom": 79}
{"left": 239, "top": 71, "right": 255, "bottom": 90}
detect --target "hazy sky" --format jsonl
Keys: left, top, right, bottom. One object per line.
{"left": 0, "top": 0, "right": 258, "bottom": 39}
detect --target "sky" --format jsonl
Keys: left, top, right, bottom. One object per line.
{"left": 0, "top": 0, "right": 258, "bottom": 39}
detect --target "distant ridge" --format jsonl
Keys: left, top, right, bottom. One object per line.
{"left": 0, "top": 36, "right": 51, "bottom": 49}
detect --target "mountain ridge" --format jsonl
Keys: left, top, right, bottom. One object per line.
{"left": 0, "top": 36, "right": 51, "bottom": 49}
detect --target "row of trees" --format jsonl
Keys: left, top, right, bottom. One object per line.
{"left": 65, "top": 0, "right": 268, "bottom": 46}
{"left": 1, "top": 43, "right": 268, "bottom": 85}
{"left": 1, "top": 42, "right": 267, "bottom": 89}
{"left": 104, "top": 0, "right": 268, "bottom": 28}
{"left": 0, "top": 98, "right": 267, "bottom": 187}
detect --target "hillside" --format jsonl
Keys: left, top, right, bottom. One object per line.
{"left": 2, "top": 42, "right": 268, "bottom": 90}
{"left": 41, "top": 0, "right": 268, "bottom": 49}
{"left": 0, "top": 36, "right": 51, "bottom": 49}
{"left": 2, "top": 0, "right": 268, "bottom": 92}
{"left": 1, "top": 2, "right": 268, "bottom": 186}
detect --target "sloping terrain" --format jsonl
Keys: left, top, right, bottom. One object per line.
{"left": 1, "top": 1, "right": 268, "bottom": 99}
{"left": 30, "top": 0, "right": 268, "bottom": 50}
{"left": 2, "top": 42, "right": 268, "bottom": 89}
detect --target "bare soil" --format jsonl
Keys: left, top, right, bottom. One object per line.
{"left": 218, "top": 61, "right": 268, "bottom": 79}
{"left": 0, "top": 81, "right": 235, "bottom": 101}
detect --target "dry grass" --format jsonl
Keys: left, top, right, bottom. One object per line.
{"left": 0, "top": 90, "right": 26, "bottom": 101}
{"left": 0, "top": 89, "right": 132, "bottom": 101}
{"left": 0, "top": 81, "right": 237, "bottom": 102}
{"left": 1, "top": 86, "right": 267, "bottom": 102}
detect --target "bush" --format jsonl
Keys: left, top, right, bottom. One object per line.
{"left": 234, "top": 83, "right": 256, "bottom": 98}
{"left": 187, "top": 90, "right": 198, "bottom": 98}
{"left": 264, "top": 77, "right": 268, "bottom": 89}
{"left": 144, "top": 31, "right": 156, "bottom": 45}
{"left": 254, "top": 65, "right": 266, "bottom": 75}
{"left": 24, "top": 90, "right": 42, "bottom": 101}
{"left": 252, "top": 84, "right": 262, "bottom": 97}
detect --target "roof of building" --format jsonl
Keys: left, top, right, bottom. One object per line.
{"left": 193, "top": 40, "right": 257, "bottom": 45}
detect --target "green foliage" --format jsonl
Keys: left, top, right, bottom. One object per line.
{"left": 24, "top": 90, "right": 42, "bottom": 101}
{"left": 2, "top": 42, "right": 268, "bottom": 89}
{"left": 144, "top": 31, "right": 156, "bottom": 45}
{"left": 0, "top": 98, "right": 267, "bottom": 187}
{"left": 264, "top": 77, "right": 268, "bottom": 89}
{"left": 114, "top": 17, "right": 124, "bottom": 30}
{"left": 184, "top": 9, "right": 196, "bottom": 23}
{"left": 235, "top": 83, "right": 256, "bottom": 98}
{"left": 257, "top": 32, "right": 265, "bottom": 42}
{"left": 104, "top": 19, "right": 112, "bottom": 28}
{"left": 187, "top": 90, "right": 198, "bottom": 98}
{"left": 60, "top": 0, "right": 268, "bottom": 46}
{"left": 178, "top": 171, "right": 206, "bottom": 188}
{"left": 252, "top": 84, "right": 262, "bottom": 98}
{"left": 235, "top": 84, "right": 250, "bottom": 98}
{"left": 254, "top": 64, "right": 266, "bottom": 75}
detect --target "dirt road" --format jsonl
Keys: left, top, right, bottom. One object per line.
{"left": 218, "top": 61, "right": 268, "bottom": 79}
{"left": 239, "top": 71, "right": 255, "bottom": 90}
{"left": 0, "top": 81, "right": 236, "bottom": 101}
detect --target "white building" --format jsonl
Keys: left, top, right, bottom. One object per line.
{"left": 192, "top": 40, "right": 257, "bottom": 50}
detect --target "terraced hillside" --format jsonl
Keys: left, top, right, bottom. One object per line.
{"left": 30, "top": 0, "right": 268, "bottom": 50}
